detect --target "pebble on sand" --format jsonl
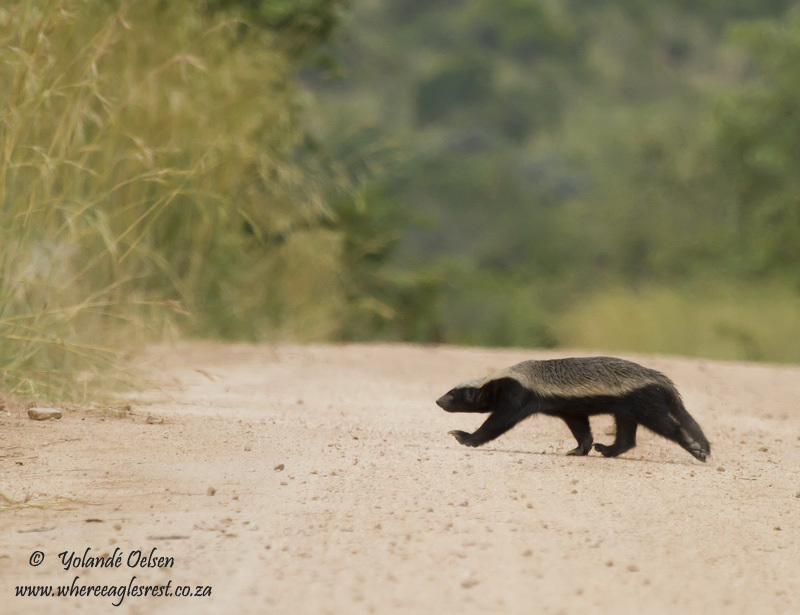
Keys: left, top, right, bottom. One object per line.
{"left": 27, "top": 408, "right": 62, "bottom": 421}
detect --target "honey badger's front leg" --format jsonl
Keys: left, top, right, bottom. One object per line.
{"left": 449, "top": 401, "right": 535, "bottom": 447}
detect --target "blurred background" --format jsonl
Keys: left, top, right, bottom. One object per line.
{"left": 2, "top": 0, "right": 799, "bottom": 397}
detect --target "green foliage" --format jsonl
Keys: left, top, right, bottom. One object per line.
{"left": 713, "top": 10, "right": 800, "bottom": 278}
{"left": 464, "top": 0, "right": 578, "bottom": 62}
{"left": 304, "top": 0, "right": 800, "bottom": 361}
{"left": 415, "top": 58, "right": 494, "bottom": 125}
{"left": 554, "top": 282, "right": 800, "bottom": 363}
{"left": 205, "top": 0, "right": 345, "bottom": 57}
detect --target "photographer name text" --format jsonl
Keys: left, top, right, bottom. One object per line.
{"left": 58, "top": 547, "right": 174, "bottom": 571}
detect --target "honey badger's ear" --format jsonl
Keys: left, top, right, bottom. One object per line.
{"left": 482, "top": 377, "right": 516, "bottom": 402}
{"left": 478, "top": 378, "right": 500, "bottom": 402}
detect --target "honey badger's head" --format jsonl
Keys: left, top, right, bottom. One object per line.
{"left": 436, "top": 386, "right": 484, "bottom": 413}
{"left": 436, "top": 377, "right": 512, "bottom": 413}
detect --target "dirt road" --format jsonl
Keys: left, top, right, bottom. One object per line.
{"left": 2, "top": 343, "right": 799, "bottom": 614}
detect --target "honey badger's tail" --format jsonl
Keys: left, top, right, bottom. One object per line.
{"left": 665, "top": 388, "right": 710, "bottom": 462}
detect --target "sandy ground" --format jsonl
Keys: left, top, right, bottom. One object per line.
{"left": 2, "top": 342, "right": 800, "bottom": 615}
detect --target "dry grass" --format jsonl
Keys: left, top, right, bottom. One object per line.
{"left": 0, "top": 492, "right": 84, "bottom": 512}
{"left": 0, "top": 1, "right": 348, "bottom": 398}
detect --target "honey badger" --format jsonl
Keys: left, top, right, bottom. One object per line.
{"left": 436, "top": 356, "right": 710, "bottom": 461}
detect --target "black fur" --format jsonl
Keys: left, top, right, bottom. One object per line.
{"left": 436, "top": 363, "right": 711, "bottom": 462}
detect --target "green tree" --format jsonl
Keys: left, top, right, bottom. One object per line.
{"left": 714, "top": 10, "right": 800, "bottom": 279}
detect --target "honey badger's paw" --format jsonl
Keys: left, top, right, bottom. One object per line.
{"left": 565, "top": 445, "right": 591, "bottom": 456}
{"left": 448, "top": 430, "right": 478, "bottom": 447}
{"left": 593, "top": 443, "right": 620, "bottom": 457}
{"left": 686, "top": 441, "right": 708, "bottom": 462}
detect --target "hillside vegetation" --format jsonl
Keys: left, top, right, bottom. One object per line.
{"left": 305, "top": 0, "right": 800, "bottom": 361}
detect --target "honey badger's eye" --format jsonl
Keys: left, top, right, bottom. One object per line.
{"left": 465, "top": 388, "right": 478, "bottom": 403}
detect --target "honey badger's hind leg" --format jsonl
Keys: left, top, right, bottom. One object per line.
{"left": 594, "top": 415, "right": 637, "bottom": 458}
{"left": 562, "top": 416, "right": 593, "bottom": 456}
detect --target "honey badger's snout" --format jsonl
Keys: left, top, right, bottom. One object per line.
{"left": 436, "top": 392, "right": 455, "bottom": 411}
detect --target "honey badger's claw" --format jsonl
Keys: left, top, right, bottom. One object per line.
{"left": 566, "top": 446, "right": 590, "bottom": 456}
{"left": 448, "top": 430, "right": 475, "bottom": 446}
